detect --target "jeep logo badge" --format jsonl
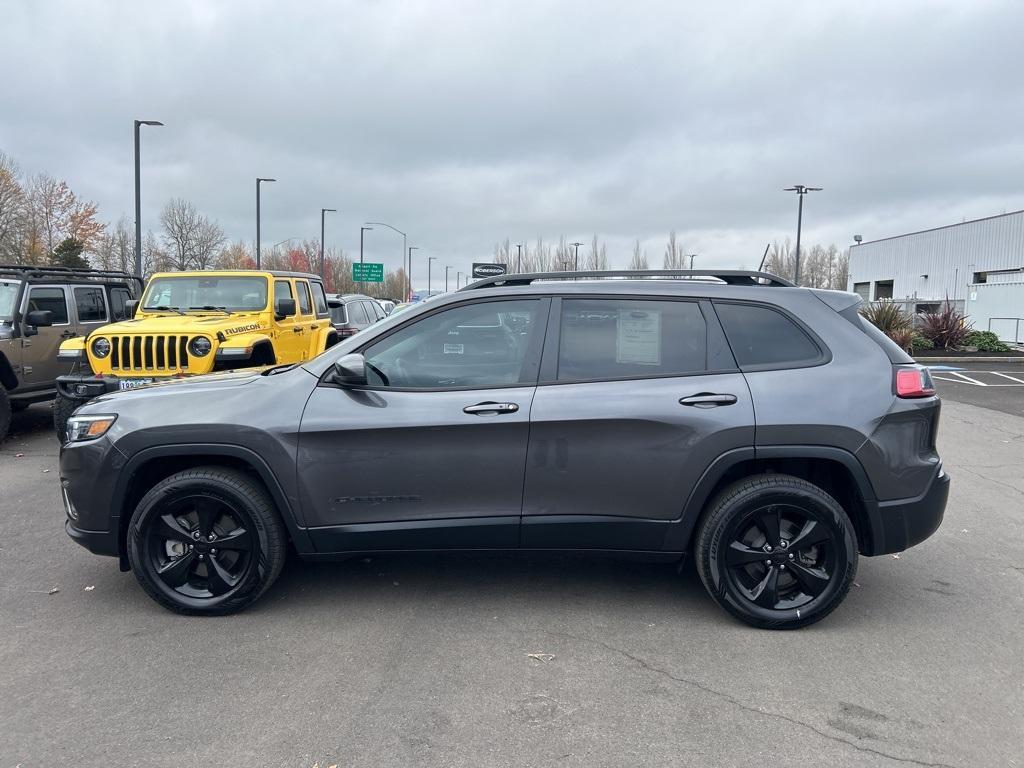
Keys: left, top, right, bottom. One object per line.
{"left": 472, "top": 263, "right": 508, "bottom": 279}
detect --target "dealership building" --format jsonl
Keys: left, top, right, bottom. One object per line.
{"left": 848, "top": 209, "right": 1024, "bottom": 343}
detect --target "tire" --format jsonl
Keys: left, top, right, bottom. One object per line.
{"left": 10, "top": 399, "right": 30, "bottom": 412}
{"left": 53, "top": 392, "right": 83, "bottom": 444}
{"left": 126, "top": 466, "right": 287, "bottom": 615}
{"left": 0, "top": 388, "right": 10, "bottom": 443}
{"left": 695, "top": 473, "right": 858, "bottom": 630}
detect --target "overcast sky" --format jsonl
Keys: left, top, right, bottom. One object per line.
{"left": 2, "top": 0, "right": 1023, "bottom": 282}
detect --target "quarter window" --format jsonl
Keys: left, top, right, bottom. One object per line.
{"left": 74, "top": 286, "right": 107, "bottom": 323}
{"left": 362, "top": 299, "right": 542, "bottom": 389}
{"left": 557, "top": 299, "right": 707, "bottom": 381}
{"left": 296, "top": 281, "right": 312, "bottom": 315}
{"left": 27, "top": 287, "right": 69, "bottom": 324}
{"left": 714, "top": 302, "right": 822, "bottom": 368}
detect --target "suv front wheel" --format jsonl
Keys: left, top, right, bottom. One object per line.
{"left": 126, "top": 466, "right": 287, "bottom": 615}
{"left": 695, "top": 474, "right": 858, "bottom": 630}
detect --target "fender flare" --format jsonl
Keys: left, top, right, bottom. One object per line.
{"left": 113, "top": 443, "right": 313, "bottom": 559}
{"left": 662, "top": 445, "right": 880, "bottom": 553}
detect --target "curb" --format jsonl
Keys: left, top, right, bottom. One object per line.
{"left": 915, "top": 357, "right": 1024, "bottom": 364}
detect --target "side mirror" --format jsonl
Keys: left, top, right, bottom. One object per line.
{"left": 26, "top": 310, "right": 53, "bottom": 327}
{"left": 332, "top": 353, "right": 368, "bottom": 387}
{"left": 125, "top": 300, "right": 139, "bottom": 318}
{"left": 275, "top": 298, "right": 297, "bottom": 319}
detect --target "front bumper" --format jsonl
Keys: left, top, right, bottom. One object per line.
{"left": 65, "top": 520, "right": 119, "bottom": 558}
{"left": 56, "top": 373, "right": 174, "bottom": 399}
{"left": 872, "top": 467, "right": 950, "bottom": 555}
{"left": 60, "top": 434, "right": 128, "bottom": 561}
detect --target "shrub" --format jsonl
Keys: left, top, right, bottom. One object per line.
{"left": 888, "top": 327, "right": 916, "bottom": 353}
{"left": 911, "top": 331, "right": 934, "bottom": 351}
{"left": 860, "top": 301, "right": 912, "bottom": 342}
{"left": 963, "top": 330, "right": 1010, "bottom": 353}
{"left": 919, "top": 302, "right": 972, "bottom": 349}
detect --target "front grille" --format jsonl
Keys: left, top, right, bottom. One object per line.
{"left": 109, "top": 335, "right": 190, "bottom": 372}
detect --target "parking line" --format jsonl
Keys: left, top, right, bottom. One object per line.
{"left": 948, "top": 372, "right": 989, "bottom": 385}
{"left": 990, "top": 372, "right": 1024, "bottom": 384}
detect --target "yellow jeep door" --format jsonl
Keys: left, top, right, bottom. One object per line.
{"left": 293, "top": 279, "right": 316, "bottom": 360}
{"left": 272, "top": 279, "right": 304, "bottom": 363}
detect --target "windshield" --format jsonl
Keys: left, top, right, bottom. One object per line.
{"left": 142, "top": 276, "right": 268, "bottom": 312}
{"left": 0, "top": 280, "right": 20, "bottom": 324}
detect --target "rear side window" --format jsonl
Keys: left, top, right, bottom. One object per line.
{"left": 110, "top": 287, "right": 132, "bottom": 321}
{"left": 74, "top": 286, "right": 107, "bottom": 323}
{"left": 368, "top": 301, "right": 384, "bottom": 321}
{"left": 330, "top": 304, "right": 348, "bottom": 324}
{"left": 347, "top": 301, "right": 369, "bottom": 326}
{"left": 28, "top": 287, "right": 69, "bottom": 324}
{"left": 296, "top": 281, "right": 312, "bottom": 315}
{"left": 715, "top": 302, "right": 822, "bottom": 368}
{"left": 557, "top": 299, "right": 707, "bottom": 381}
{"left": 311, "top": 282, "right": 329, "bottom": 317}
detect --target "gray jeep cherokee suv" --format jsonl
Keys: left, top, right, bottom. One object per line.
{"left": 59, "top": 270, "right": 948, "bottom": 628}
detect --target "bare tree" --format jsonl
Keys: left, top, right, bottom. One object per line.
{"left": 91, "top": 217, "right": 134, "bottom": 273}
{"left": 628, "top": 239, "right": 649, "bottom": 270}
{"left": 159, "top": 198, "right": 225, "bottom": 270}
{"left": 584, "top": 234, "right": 609, "bottom": 271}
{"left": 0, "top": 151, "right": 28, "bottom": 263}
{"left": 663, "top": 230, "right": 687, "bottom": 269}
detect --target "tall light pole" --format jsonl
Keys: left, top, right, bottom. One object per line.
{"left": 571, "top": 242, "right": 583, "bottom": 271}
{"left": 133, "top": 119, "right": 163, "bottom": 277}
{"left": 428, "top": 256, "right": 437, "bottom": 296}
{"left": 408, "top": 246, "right": 419, "bottom": 300}
{"left": 688, "top": 253, "right": 697, "bottom": 270}
{"left": 365, "top": 221, "right": 408, "bottom": 297}
{"left": 320, "top": 208, "right": 336, "bottom": 278}
{"left": 457, "top": 271, "right": 464, "bottom": 289}
{"left": 445, "top": 265, "right": 452, "bottom": 291}
{"left": 359, "top": 226, "right": 373, "bottom": 266}
{"left": 514, "top": 243, "right": 524, "bottom": 273}
{"left": 256, "top": 177, "right": 276, "bottom": 269}
{"left": 783, "top": 185, "right": 822, "bottom": 286}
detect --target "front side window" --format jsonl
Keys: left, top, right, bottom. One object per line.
{"left": 28, "top": 287, "right": 69, "bottom": 324}
{"left": 74, "top": 286, "right": 107, "bottom": 323}
{"left": 296, "top": 281, "right": 312, "bottom": 315}
{"left": 557, "top": 299, "right": 707, "bottom": 381}
{"left": 110, "top": 287, "right": 132, "bottom": 321}
{"left": 714, "top": 302, "right": 822, "bottom": 368}
{"left": 143, "top": 276, "right": 269, "bottom": 312}
{"left": 362, "top": 299, "right": 542, "bottom": 389}
{"left": 274, "top": 280, "right": 293, "bottom": 303}
{"left": 0, "top": 281, "right": 20, "bottom": 324}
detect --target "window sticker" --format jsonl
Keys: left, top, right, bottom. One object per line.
{"left": 616, "top": 309, "right": 661, "bottom": 365}
{"left": 443, "top": 343, "right": 465, "bottom": 355}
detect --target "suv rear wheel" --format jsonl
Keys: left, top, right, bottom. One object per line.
{"left": 695, "top": 474, "right": 858, "bottom": 629}
{"left": 126, "top": 467, "right": 287, "bottom": 615}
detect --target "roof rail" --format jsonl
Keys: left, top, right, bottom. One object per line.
{"left": 0, "top": 263, "right": 143, "bottom": 290}
{"left": 459, "top": 269, "right": 795, "bottom": 291}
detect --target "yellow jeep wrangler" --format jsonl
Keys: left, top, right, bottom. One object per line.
{"left": 54, "top": 270, "right": 337, "bottom": 441}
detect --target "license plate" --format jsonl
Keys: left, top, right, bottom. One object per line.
{"left": 118, "top": 378, "right": 154, "bottom": 391}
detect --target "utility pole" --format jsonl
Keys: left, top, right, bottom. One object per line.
{"left": 408, "top": 246, "right": 419, "bottom": 300}
{"left": 571, "top": 242, "right": 583, "bottom": 271}
{"left": 133, "top": 119, "right": 163, "bottom": 277}
{"left": 360, "top": 226, "right": 373, "bottom": 266}
{"left": 428, "top": 256, "right": 437, "bottom": 296}
{"left": 320, "top": 208, "right": 336, "bottom": 278}
{"left": 256, "top": 177, "right": 276, "bottom": 269}
{"left": 445, "top": 265, "right": 451, "bottom": 291}
{"left": 783, "top": 185, "right": 822, "bottom": 286}
{"left": 515, "top": 243, "right": 524, "bottom": 273}
{"left": 457, "top": 271, "right": 464, "bottom": 289}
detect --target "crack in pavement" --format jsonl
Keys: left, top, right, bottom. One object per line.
{"left": 538, "top": 627, "right": 961, "bottom": 768}
{"left": 957, "top": 467, "right": 1023, "bottom": 497}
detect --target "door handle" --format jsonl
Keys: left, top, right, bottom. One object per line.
{"left": 463, "top": 402, "right": 519, "bottom": 415}
{"left": 309, "top": 324, "right": 318, "bottom": 330}
{"left": 60, "top": 330, "right": 77, "bottom": 339}
{"left": 679, "top": 393, "right": 737, "bottom": 407}
{"left": 293, "top": 327, "right": 304, "bottom": 333}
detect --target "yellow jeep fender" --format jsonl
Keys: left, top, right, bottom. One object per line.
{"left": 57, "top": 336, "right": 88, "bottom": 362}
{"left": 215, "top": 332, "right": 275, "bottom": 365}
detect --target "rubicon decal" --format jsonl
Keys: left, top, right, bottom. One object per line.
{"left": 223, "top": 323, "right": 263, "bottom": 336}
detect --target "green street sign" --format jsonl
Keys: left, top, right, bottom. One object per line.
{"left": 352, "top": 262, "right": 384, "bottom": 283}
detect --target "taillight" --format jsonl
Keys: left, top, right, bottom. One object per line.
{"left": 338, "top": 326, "right": 359, "bottom": 338}
{"left": 895, "top": 366, "right": 936, "bottom": 398}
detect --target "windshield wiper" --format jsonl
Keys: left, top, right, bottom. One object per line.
{"left": 188, "top": 305, "right": 234, "bottom": 315}
{"left": 149, "top": 305, "right": 186, "bottom": 315}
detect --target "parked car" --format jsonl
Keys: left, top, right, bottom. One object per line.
{"left": 59, "top": 269, "right": 948, "bottom": 628}
{"left": 389, "top": 301, "right": 414, "bottom": 316}
{"left": 378, "top": 299, "right": 396, "bottom": 315}
{"left": 326, "top": 293, "right": 386, "bottom": 339}
{"left": 0, "top": 264, "right": 141, "bottom": 442}
{"left": 53, "top": 270, "right": 337, "bottom": 442}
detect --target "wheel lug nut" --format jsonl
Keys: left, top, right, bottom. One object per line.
{"left": 192, "top": 532, "right": 200, "bottom": 540}
{"left": 765, "top": 559, "right": 772, "bottom": 566}
{"left": 207, "top": 534, "right": 216, "bottom": 541}
{"left": 765, "top": 545, "right": 773, "bottom": 553}
{"left": 780, "top": 564, "right": 786, "bottom": 570}
{"left": 198, "top": 554, "right": 204, "bottom": 560}
{"left": 211, "top": 549, "right": 217, "bottom": 554}
{"left": 188, "top": 544, "right": 193, "bottom": 550}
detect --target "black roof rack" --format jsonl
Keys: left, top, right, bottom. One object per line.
{"left": 0, "top": 263, "right": 143, "bottom": 290}
{"left": 459, "top": 269, "right": 795, "bottom": 291}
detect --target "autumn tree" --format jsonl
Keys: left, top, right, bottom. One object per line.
{"left": 0, "top": 151, "right": 27, "bottom": 263}
{"left": 24, "top": 174, "right": 104, "bottom": 262}
{"left": 159, "top": 198, "right": 225, "bottom": 270}
{"left": 216, "top": 240, "right": 255, "bottom": 270}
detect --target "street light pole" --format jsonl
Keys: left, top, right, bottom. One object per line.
{"left": 256, "top": 177, "right": 276, "bottom": 269}
{"left": 688, "top": 254, "right": 696, "bottom": 270}
{"left": 320, "top": 208, "right": 336, "bottom": 278}
{"left": 360, "top": 226, "right": 373, "bottom": 266}
{"left": 133, "top": 119, "right": 163, "bottom": 277}
{"left": 365, "top": 222, "right": 408, "bottom": 298}
{"left": 408, "top": 246, "right": 419, "bottom": 300}
{"left": 783, "top": 185, "right": 822, "bottom": 286}
{"left": 515, "top": 243, "right": 524, "bottom": 273}
{"left": 445, "top": 266, "right": 451, "bottom": 291}
{"left": 457, "top": 271, "right": 464, "bottom": 289}
{"left": 428, "top": 256, "right": 437, "bottom": 296}
{"left": 571, "top": 242, "right": 583, "bottom": 272}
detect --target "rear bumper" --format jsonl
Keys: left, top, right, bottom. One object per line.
{"left": 871, "top": 468, "right": 949, "bottom": 555}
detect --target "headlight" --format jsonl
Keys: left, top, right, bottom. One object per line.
{"left": 189, "top": 336, "right": 212, "bottom": 357}
{"left": 65, "top": 414, "right": 117, "bottom": 442}
{"left": 91, "top": 337, "right": 111, "bottom": 358}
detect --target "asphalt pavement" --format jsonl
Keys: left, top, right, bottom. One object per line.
{"left": 1, "top": 386, "right": 1022, "bottom": 767}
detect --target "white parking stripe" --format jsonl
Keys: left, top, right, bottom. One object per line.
{"left": 990, "top": 372, "right": 1024, "bottom": 384}
{"left": 949, "top": 372, "right": 989, "bottom": 385}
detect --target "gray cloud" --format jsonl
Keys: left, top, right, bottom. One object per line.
{"left": 3, "top": 0, "right": 1023, "bottom": 280}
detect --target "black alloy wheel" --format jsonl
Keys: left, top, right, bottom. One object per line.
{"left": 127, "top": 467, "right": 286, "bottom": 615}
{"left": 696, "top": 474, "right": 858, "bottom": 629}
